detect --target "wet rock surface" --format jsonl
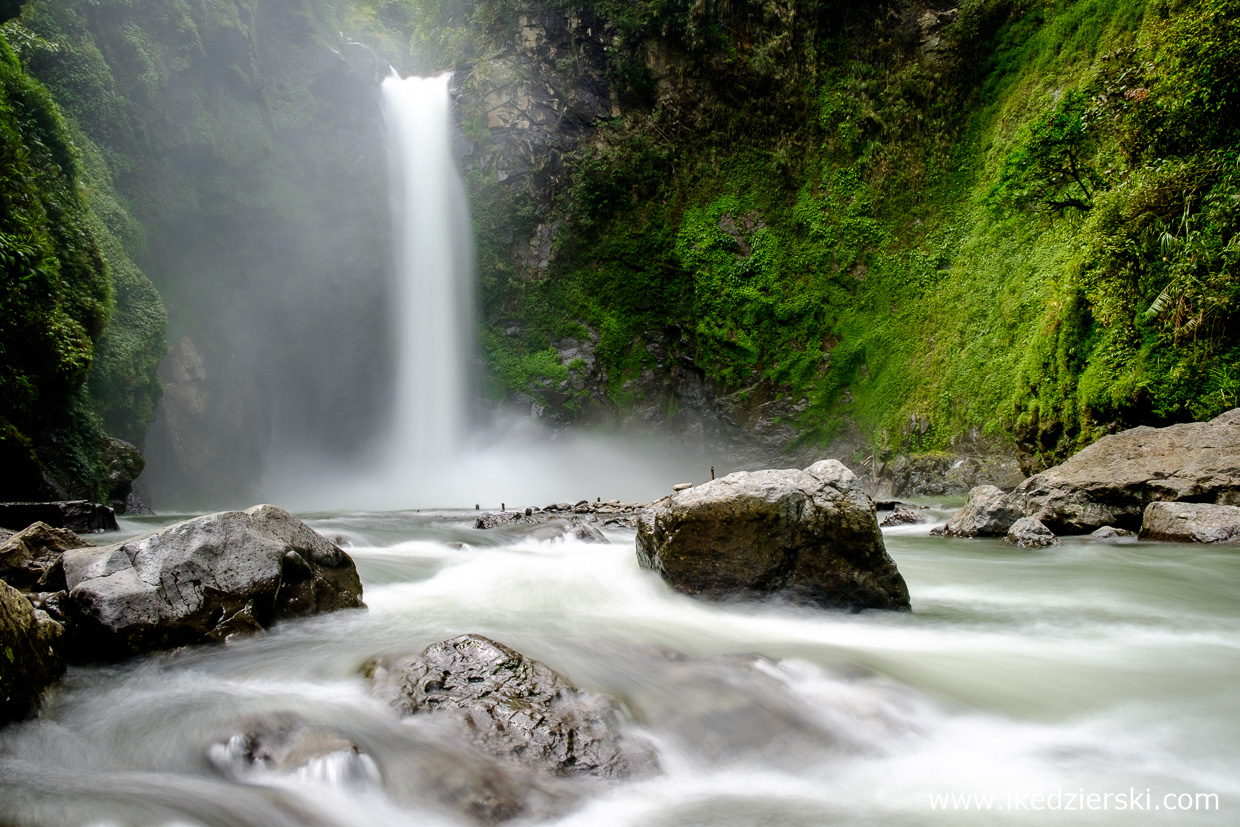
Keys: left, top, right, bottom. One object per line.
{"left": 473, "top": 511, "right": 609, "bottom": 543}
{"left": 1090, "top": 525, "right": 1136, "bottom": 540}
{"left": 936, "top": 485, "right": 1023, "bottom": 538}
{"left": 1005, "top": 517, "right": 1058, "bottom": 549}
{"left": 1139, "top": 502, "right": 1240, "bottom": 544}
{"left": 366, "top": 634, "right": 655, "bottom": 780}
{"left": 0, "top": 521, "right": 89, "bottom": 592}
{"left": 636, "top": 461, "right": 911, "bottom": 611}
{"left": 0, "top": 501, "right": 119, "bottom": 534}
{"left": 61, "top": 505, "right": 364, "bottom": 659}
{"left": 871, "top": 451, "right": 1025, "bottom": 499}
{"left": 879, "top": 504, "right": 925, "bottom": 527}
{"left": 1014, "top": 408, "right": 1240, "bottom": 534}
{"left": 0, "top": 578, "right": 65, "bottom": 724}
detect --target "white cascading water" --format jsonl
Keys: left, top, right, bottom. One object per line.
{"left": 381, "top": 71, "right": 474, "bottom": 463}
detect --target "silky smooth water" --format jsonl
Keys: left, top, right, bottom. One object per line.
{"left": 2, "top": 513, "right": 1237, "bottom": 825}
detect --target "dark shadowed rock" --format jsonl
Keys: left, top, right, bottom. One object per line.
{"left": 103, "top": 438, "right": 150, "bottom": 515}
{"left": 0, "top": 522, "right": 89, "bottom": 591}
{"left": 0, "top": 501, "right": 119, "bottom": 534}
{"left": 1015, "top": 408, "right": 1240, "bottom": 534}
{"left": 1, "top": 579, "right": 65, "bottom": 724}
{"left": 366, "top": 634, "right": 655, "bottom": 780}
{"left": 1139, "top": 502, "right": 1240, "bottom": 543}
{"left": 635, "top": 460, "right": 910, "bottom": 611}
{"left": 879, "top": 505, "right": 924, "bottom": 527}
{"left": 61, "top": 505, "right": 364, "bottom": 659}
{"left": 1005, "top": 517, "right": 1058, "bottom": 549}
{"left": 939, "top": 485, "right": 1023, "bottom": 537}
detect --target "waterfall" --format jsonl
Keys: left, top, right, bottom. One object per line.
{"left": 380, "top": 71, "right": 475, "bottom": 464}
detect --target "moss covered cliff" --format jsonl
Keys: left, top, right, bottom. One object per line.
{"left": 0, "top": 12, "right": 165, "bottom": 503}
{"left": 433, "top": 0, "right": 1240, "bottom": 478}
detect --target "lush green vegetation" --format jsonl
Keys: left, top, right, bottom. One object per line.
{"left": 440, "top": 0, "right": 1240, "bottom": 470}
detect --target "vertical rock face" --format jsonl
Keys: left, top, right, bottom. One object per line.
{"left": 636, "top": 460, "right": 911, "bottom": 611}
{"left": 61, "top": 505, "right": 364, "bottom": 659}
{"left": 0, "top": 579, "right": 65, "bottom": 724}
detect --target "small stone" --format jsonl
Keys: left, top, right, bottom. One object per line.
{"left": 672, "top": 483, "right": 692, "bottom": 492}
{"left": 1005, "top": 517, "right": 1058, "bottom": 549}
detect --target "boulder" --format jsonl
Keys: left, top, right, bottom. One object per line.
{"left": 1138, "top": 502, "right": 1240, "bottom": 544}
{"left": 1, "top": 579, "right": 65, "bottom": 724}
{"left": 635, "top": 460, "right": 910, "bottom": 612}
{"left": 366, "top": 634, "right": 654, "bottom": 779}
{"left": 0, "top": 501, "right": 119, "bottom": 534}
{"left": 1004, "top": 517, "right": 1058, "bottom": 549}
{"left": 1015, "top": 408, "right": 1240, "bottom": 534}
{"left": 1090, "top": 526, "right": 1136, "bottom": 540}
{"left": 102, "top": 438, "right": 149, "bottom": 515}
{"left": 879, "top": 504, "right": 923, "bottom": 527}
{"left": 937, "top": 485, "right": 1023, "bottom": 537}
{"left": 0, "top": 522, "right": 90, "bottom": 591}
{"left": 61, "top": 505, "right": 364, "bottom": 659}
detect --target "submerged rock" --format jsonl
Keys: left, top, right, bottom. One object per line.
{"left": 937, "top": 485, "right": 1023, "bottom": 538}
{"left": 1015, "top": 408, "right": 1240, "bottom": 533}
{"left": 636, "top": 460, "right": 910, "bottom": 611}
{"left": 474, "top": 512, "right": 608, "bottom": 544}
{"left": 1004, "top": 517, "right": 1058, "bottom": 549}
{"left": 1139, "top": 502, "right": 1240, "bottom": 544}
{"left": 61, "top": 505, "right": 364, "bottom": 659}
{"left": 366, "top": 634, "right": 655, "bottom": 780}
{"left": 0, "top": 521, "right": 90, "bottom": 591}
{"left": 0, "top": 579, "right": 65, "bottom": 724}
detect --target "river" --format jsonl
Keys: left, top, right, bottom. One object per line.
{"left": 1, "top": 508, "right": 1237, "bottom": 824}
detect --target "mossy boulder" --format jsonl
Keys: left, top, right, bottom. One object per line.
{"left": 0, "top": 577, "right": 65, "bottom": 724}
{"left": 636, "top": 460, "right": 910, "bottom": 612}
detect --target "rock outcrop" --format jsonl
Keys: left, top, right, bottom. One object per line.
{"left": 0, "top": 579, "right": 65, "bottom": 724}
{"left": 366, "top": 634, "right": 654, "bottom": 780}
{"left": 0, "top": 521, "right": 89, "bottom": 591}
{"left": 937, "top": 485, "right": 1024, "bottom": 538}
{"left": 0, "top": 501, "right": 119, "bottom": 534}
{"left": 1014, "top": 409, "right": 1240, "bottom": 534}
{"left": 1138, "top": 502, "right": 1240, "bottom": 544}
{"left": 635, "top": 460, "right": 910, "bottom": 611}
{"left": 61, "top": 505, "right": 364, "bottom": 659}
{"left": 1005, "top": 517, "right": 1058, "bottom": 549}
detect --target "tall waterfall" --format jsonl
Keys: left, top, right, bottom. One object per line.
{"left": 381, "top": 71, "right": 475, "bottom": 463}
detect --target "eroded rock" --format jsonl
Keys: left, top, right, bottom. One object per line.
{"left": 366, "top": 634, "right": 654, "bottom": 779}
{"left": 1005, "top": 517, "right": 1058, "bottom": 549}
{"left": 0, "top": 521, "right": 89, "bottom": 591}
{"left": 938, "top": 485, "right": 1023, "bottom": 538}
{"left": 1139, "top": 502, "right": 1240, "bottom": 544}
{"left": 636, "top": 460, "right": 910, "bottom": 611}
{"left": 62, "top": 505, "right": 364, "bottom": 659}
{"left": 1015, "top": 409, "right": 1240, "bottom": 533}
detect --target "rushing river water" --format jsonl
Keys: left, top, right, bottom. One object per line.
{"left": 2, "top": 508, "right": 1237, "bottom": 825}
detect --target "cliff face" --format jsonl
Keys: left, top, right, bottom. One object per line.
{"left": 5, "top": 0, "right": 1237, "bottom": 504}
{"left": 12, "top": 0, "right": 413, "bottom": 508}
{"left": 443, "top": 0, "right": 1240, "bottom": 483}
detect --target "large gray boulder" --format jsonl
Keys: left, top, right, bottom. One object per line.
{"left": 366, "top": 634, "right": 654, "bottom": 780}
{"left": 1139, "top": 502, "right": 1240, "bottom": 543}
{"left": 1, "top": 579, "right": 65, "bottom": 724}
{"left": 61, "top": 505, "right": 364, "bottom": 659}
{"left": 937, "top": 485, "right": 1023, "bottom": 537}
{"left": 1015, "top": 409, "right": 1240, "bottom": 534}
{"left": 635, "top": 460, "right": 910, "bottom": 611}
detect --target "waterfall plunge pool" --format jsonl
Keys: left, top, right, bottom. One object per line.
{"left": 1, "top": 512, "right": 1237, "bottom": 825}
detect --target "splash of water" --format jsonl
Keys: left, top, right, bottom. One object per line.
{"left": 380, "top": 70, "right": 475, "bottom": 463}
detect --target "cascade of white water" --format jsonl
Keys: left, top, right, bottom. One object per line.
{"left": 380, "top": 71, "right": 475, "bottom": 463}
